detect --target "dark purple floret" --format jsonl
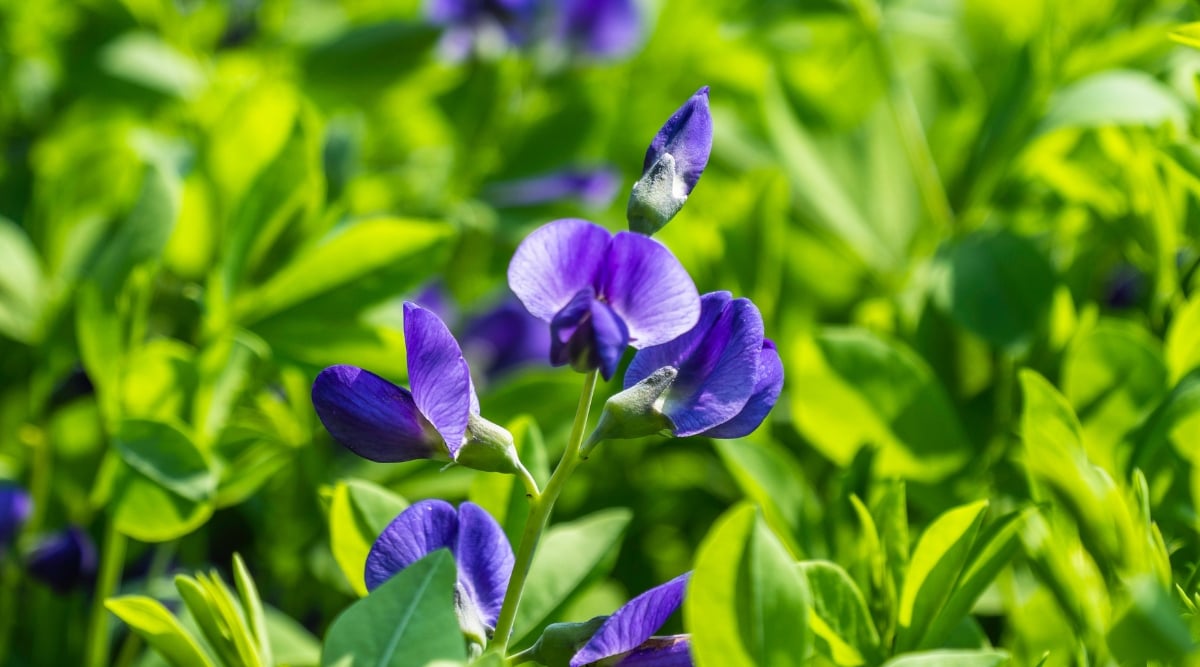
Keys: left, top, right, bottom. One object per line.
{"left": 557, "top": 0, "right": 642, "bottom": 59}
{"left": 1103, "top": 264, "right": 1143, "bottom": 310}
{"left": 461, "top": 297, "right": 552, "bottom": 382}
{"left": 426, "top": 0, "right": 538, "bottom": 59}
{"left": 27, "top": 527, "right": 97, "bottom": 594}
{"left": 486, "top": 167, "right": 620, "bottom": 208}
{"left": 0, "top": 484, "right": 30, "bottom": 554}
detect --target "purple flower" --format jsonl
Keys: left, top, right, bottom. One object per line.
{"left": 426, "top": 0, "right": 537, "bottom": 60}
{"left": 570, "top": 573, "right": 691, "bottom": 667}
{"left": 411, "top": 280, "right": 459, "bottom": 328}
{"left": 461, "top": 297, "right": 552, "bottom": 384}
{"left": 591, "top": 292, "right": 782, "bottom": 444}
{"left": 628, "top": 87, "right": 713, "bottom": 236}
{"left": 508, "top": 219, "right": 700, "bottom": 380}
{"left": 313, "top": 302, "right": 479, "bottom": 463}
{"left": 1103, "top": 264, "right": 1143, "bottom": 310}
{"left": 367, "top": 500, "right": 513, "bottom": 643}
{"left": 27, "top": 527, "right": 97, "bottom": 594}
{"left": 556, "top": 0, "right": 642, "bottom": 60}
{"left": 486, "top": 167, "right": 620, "bottom": 209}
{"left": 0, "top": 484, "right": 31, "bottom": 555}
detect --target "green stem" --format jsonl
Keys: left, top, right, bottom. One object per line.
{"left": 516, "top": 462, "right": 541, "bottom": 500}
{"left": 85, "top": 518, "right": 126, "bottom": 667}
{"left": 489, "top": 370, "right": 599, "bottom": 656}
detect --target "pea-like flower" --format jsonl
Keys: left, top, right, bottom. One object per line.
{"left": 627, "top": 87, "right": 713, "bottom": 236}
{"left": 367, "top": 500, "right": 513, "bottom": 647}
{"left": 486, "top": 167, "right": 620, "bottom": 209}
{"left": 556, "top": 0, "right": 642, "bottom": 60}
{"left": 568, "top": 573, "right": 691, "bottom": 667}
{"left": 27, "top": 526, "right": 97, "bottom": 594}
{"left": 312, "top": 302, "right": 520, "bottom": 473}
{"left": 508, "top": 219, "right": 700, "bottom": 381}
{"left": 0, "top": 483, "right": 31, "bottom": 555}
{"left": 426, "top": 0, "right": 538, "bottom": 60}
{"left": 589, "top": 292, "right": 783, "bottom": 446}
{"left": 461, "top": 297, "right": 552, "bottom": 384}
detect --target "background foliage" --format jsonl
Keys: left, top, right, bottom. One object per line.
{"left": 4, "top": 0, "right": 1200, "bottom": 665}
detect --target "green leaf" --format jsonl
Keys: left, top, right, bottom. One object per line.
{"left": 1166, "top": 296, "right": 1200, "bottom": 384}
{"left": 321, "top": 550, "right": 467, "bottom": 666}
{"left": 1171, "top": 22, "right": 1200, "bottom": 49}
{"left": 1038, "top": 70, "right": 1187, "bottom": 135}
{"left": 686, "top": 503, "right": 811, "bottom": 667}
{"left": 105, "top": 596, "right": 215, "bottom": 667}
{"left": 175, "top": 575, "right": 248, "bottom": 667}
{"left": 790, "top": 329, "right": 970, "bottom": 481}
{"left": 233, "top": 554, "right": 272, "bottom": 666}
{"left": 0, "top": 217, "right": 46, "bottom": 343}
{"left": 98, "top": 32, "right": 205, "bottom": 98}
{"left": 799, "top": 561, "right": 881, "bottom": 666}
{"left": 513, "top": 509, "right": 632, "bottom": 648}
{"left": 895, "top": 500, "right": 989, "bottom": 652}
{"left": 929, "top": 229, "right": 1055, "bottom": 350}
{"left": 1107, "top": 575, "right": 1196, "bottom": 663}
{"left": 918, "top": 508, "right": 1030, "bottom": 650}
{"left": 880, "top": 650, "right": 1009, "bottom": 667}
{"left": 237, "top": 216, "right": 455, "bottom": 326}
{"left": 714, "top": 438, "right": 808, "bottom": 558}
{"left": 91, "top": 163, "right": 181, "bottom": 301}
{"left": 1062, "top": 321, "right": 1166, "bottom": 472}
{"left": 328, "top": 479, "right": 409, "bottom": 597}
{"left": 110, "top": 419, "right": 216, "bottom": 542}
{"left": 265, "top": 605, "right": 321, "bottom": 667}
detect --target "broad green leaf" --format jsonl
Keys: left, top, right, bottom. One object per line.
{"left": 91, "top": 163, "right": 181, "bottom": 301}
{"left": 75, "top": 282, "right": 124, "bottom": 426}
{"left": 98, "top": 32, "right": 205, "bottom": 98}
{"left": 237, "top": 217, "right": 454, "bottom": 326}
{"left": 714, "top": 437, "right": 808, "bottom": 558}
{"left": 265, "top": 605, "right": 321, "bottom": 667}
{"left": 513, "top": 509, "right": 632, "bottom": 647}
{"left": 1171, "top": 22, "right": 1200, "bottom": 50}
{"left": 1107, "top": 575, "right": 1195, "bottom": 663}
{"left": 193, "top": 332, "right": 264, "bottom": 447}
{"left": 121, "top": 339, "right": 196, "bottom": 423}
{"left": 329, "top": 479, "right": 409, "bottom": 597}
{"left": 790, "top": 329, "right": 970, "bottom": 481}
{"left": 895, "top": 500, "right": 988, "bottom": 652}
{"left": 880, "top": 650, "right": 1009, "bottom": 667}
{"left": 918, "top": 508, "right": 1030, "bottom": 650}
{"left": 233, "top": 554, "right": 272, "bottom": 666}
{"left": 1020, "top": 371, "right": 1137, "bottom": 569}
{"left": 1062, "top": 321, "right": 1166, "bottom": 472}
{"left": 206, "top": 81, "right": 300, "bottom": 208}
{"left": 799, "top": 561, "right": 881, "bottom": 666}
{"left": 0, "top": 217, "right": 46, "bottom": 343}
{"left": 303, "top": 22, "right": 439, "bottom": 103}
{"left": 321, "top": 550, "right": 467, "bottom": 666}
{"left": 111, "top": 419, "right": 216, "bottom": 542}
{"left": 686, "top": 503, "right": 811, "bottom": 667}
{"left": 106, "top": 596, "right": 214, "bottom": 667}
{"left": 1131, "top": 369, "right": 1200, "bottom": 470}
{"left": 929, "top": 229, "right": 1055, "bottom": 350}
{"left": 1038, "top": 70, "right": 1187, "bottom": 135}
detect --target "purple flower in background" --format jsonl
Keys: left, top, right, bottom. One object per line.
{"left": 508, "top": 218, "right": 700, "bottom": 380}
{"left": 571, "top": 573, "right": 691, "bottom": 667}
{"left": 367, "top": 500, "right": 513, "bottom": 643}
{"left": 462, "top": 297, "right": 552, "bottom": 383}
{"left": 486, "top": 167, "right": 620, "bottom": 209}
{"left": 0, "top": 484, "right": 31, "bottom": 555}
{"left": 591, "top": 292, "right": 782, "bottom": 445}
{"left": 557, "top": 0, "right": 642, "bottom": 59}
{"left": 427, "top": 0, "right": 538, "bottom": 60}
{"left": 411, "top": 280, "right": 459, "bottom": 328}
{"left": 1103, "top": 264, "right": 1143, "bottom": 310}
{"left": 628, "top": 87, "right": 713, "bottom": 236}
{"left": 27, "top": 527, "right": 97, "bottom": 594}
{"left": 313, "top": 302, "right": 480, "bottom": 463}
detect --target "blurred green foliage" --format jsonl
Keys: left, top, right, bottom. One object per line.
{"left": 3, "top": 0, "right": 1200, "bottom": 664}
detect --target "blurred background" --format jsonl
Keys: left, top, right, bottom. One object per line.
{"left": 3, "top": 0, "right": 1200, "bottom": 664}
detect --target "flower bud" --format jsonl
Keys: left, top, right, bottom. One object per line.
{"left": 526, "top": 617, "right": 608, "bottom": 667}
{"left": 583, "top": 366, "right": 677, "bottom": 455}
{"left": 627, "top": 86, "right": 712, "bottom": 236}
{"left": 455, "top": 413, "right": 523, "bottom": 475}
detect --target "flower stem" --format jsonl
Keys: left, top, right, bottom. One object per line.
{"left": 489, "top": 370, "right": 599, "bottom": 656}
{"left": 85, "top": 518, "right": 126, "bottom": 667}
{"left": 516, "top": 462, "right": 541, "bottom": 500}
